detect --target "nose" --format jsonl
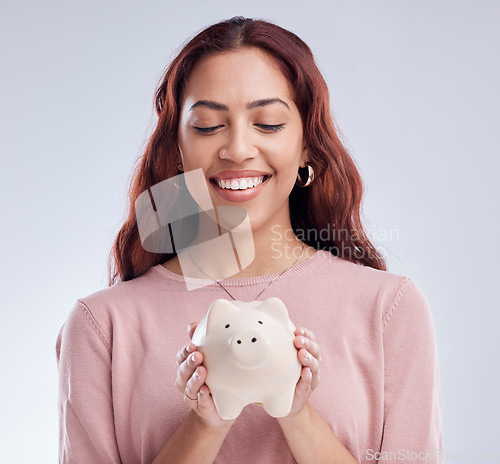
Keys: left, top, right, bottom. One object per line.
{"left": 221, "top": 123, "right": 258, "bottom": 164}
{"left": 229, "top": 329, "right": 270, "bottom": 367}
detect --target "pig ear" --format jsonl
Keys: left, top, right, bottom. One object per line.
{"left": 207, "top": 299, "right": 237, "bottom": 332}
{"left": 261, "top": 297, "right": 292, "bottom": 328}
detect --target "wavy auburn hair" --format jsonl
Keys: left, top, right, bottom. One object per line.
{"left": 107, "top": 16, "right": 387, "bottom": 285}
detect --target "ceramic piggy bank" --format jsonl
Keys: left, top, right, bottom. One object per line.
{"left": 191, "top": 297, "right": 302, "bottom": 420}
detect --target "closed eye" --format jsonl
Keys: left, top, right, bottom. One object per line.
{"left": 194, "top": 124, "right": 285, "bottom": 134}
{"left": 194, "top": 125, "right": 223, "bottom": 134}
{"left": 257, "top": 124, "right": 284, "bottom": 132}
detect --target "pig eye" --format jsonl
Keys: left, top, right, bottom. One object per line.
{"left": 225, "top": 324, "right": 230, "bottom": 328}
{"left": 258, "top": 321, "right": 263, "bottom": 324}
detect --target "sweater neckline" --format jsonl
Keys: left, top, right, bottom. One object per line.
{"left": 152, "top": 249, "right": 331, "bottom": 287}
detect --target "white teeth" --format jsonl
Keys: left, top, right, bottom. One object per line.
{"left": 217, "top": 176, "right": 266, "bottom": 190}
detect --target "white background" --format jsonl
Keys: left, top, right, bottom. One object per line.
{"left": 1, "top": 0, "right": 498, "bottom": 462}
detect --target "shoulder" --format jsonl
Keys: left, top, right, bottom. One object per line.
{"left": 381, "top": 277, "right": 435, "bottom": 339}
{"left": 313, "top": 249, "right": 429, "bottom": 322}
{"left": 65, "top": 266, "right": 167, "bottom": 344}
{"left": 315, "top": 249, "right": 408, "bottom": 292}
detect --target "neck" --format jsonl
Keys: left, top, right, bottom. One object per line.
{"left": 226, "top": 223, "right": 306, "bottom": 279}
{"left": 171, "top": 209, "right": 314, "bottom": 280}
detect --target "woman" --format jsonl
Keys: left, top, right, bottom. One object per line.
{"left": 56, "top": 16, "right": 443, "bottom": 464}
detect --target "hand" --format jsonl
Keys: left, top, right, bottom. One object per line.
{"left": 175, "top": 322, "right": 236, "bottom": 429}
{"left": 287, "top": 326, "right": 322, "bottom": 417}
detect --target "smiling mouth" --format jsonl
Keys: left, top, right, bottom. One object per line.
{"left": 210, "top": 175, "right": 271, "bottom": 191}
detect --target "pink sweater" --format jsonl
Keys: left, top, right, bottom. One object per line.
{"left": 56, "top": 249, "right": 443, "bottom": 463}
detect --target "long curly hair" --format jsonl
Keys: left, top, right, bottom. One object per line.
{"left": 107, "top": 16, "right": 387, "bottom": 285}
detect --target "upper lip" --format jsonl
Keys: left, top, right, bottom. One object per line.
{"left": 210, "top": 170, "right": 272, "bottom": 181}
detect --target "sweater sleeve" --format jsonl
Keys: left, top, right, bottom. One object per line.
{"left": 55, "top": 300, "right": 121, "bottom": 464}
{"left": 378, "top": 277, "right": 443, "bottom": 464}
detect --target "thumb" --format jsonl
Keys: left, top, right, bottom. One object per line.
{"left": 187, "top": 322, "right": 199, "bottom": 339}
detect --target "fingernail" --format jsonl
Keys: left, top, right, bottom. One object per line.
{"left": 300, "top": 329, "right": 305, "bottom": 335}
{"left": 186, "top": 345, "right": 192, "bottom": 353}
{"left": 305, "top": 352, "right": 310, "bottom": 360}
{"left": 299, "top": 336, "right": 305, "bottom": 346}
{"left": 193, "top": 369, "right": 199, "bottom": 379}
{"left": 190, "top": 354, "right": 196, "bottom": 364}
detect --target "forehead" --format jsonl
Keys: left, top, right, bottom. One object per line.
{"left": 180, "top": 47, "right": 294, "bottom": 109}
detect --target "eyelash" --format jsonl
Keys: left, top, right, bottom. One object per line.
{"left": 194, "top": 124, "right": 284, "bottom": 134}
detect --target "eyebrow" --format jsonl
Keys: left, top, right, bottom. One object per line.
{"left": 189, "top": 98, "right": 290, "bottom": 112}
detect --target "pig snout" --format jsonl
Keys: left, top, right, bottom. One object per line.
{"left": 228, "top": 329, "right": 271, "bottom": 367}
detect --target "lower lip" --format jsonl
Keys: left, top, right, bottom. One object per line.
{"left": 210, "top": 176, "right": 271, "bottom": 202}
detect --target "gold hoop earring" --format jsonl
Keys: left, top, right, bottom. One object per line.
{"left": 177, "top": 145, "right": 184, "bottom": 172}
{"left": 296, "top": 164, "right": 314, "bottom": 187}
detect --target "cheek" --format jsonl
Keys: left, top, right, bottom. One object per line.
{"left": 181, "top": 147, "right": 212, "bottom": 172}
{"left": 271, "top": 148, "right": 302, "bottom": 179}
{"left": 178, "top": 128, "right": 212, "bottom": 165}
{"left": 184, "top": 156, "right": 206, "bottom": 171}
{"left": 275, "top": 135, "right": 303, "bottom": 165}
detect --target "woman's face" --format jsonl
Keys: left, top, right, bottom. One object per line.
{"left": 177, "top": 46, "right": 309, "bottom": 233}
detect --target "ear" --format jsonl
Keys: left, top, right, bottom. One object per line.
{"left": 177, "top": 144, "right": 185, "bottom": 165}
{"left": 260, "top": 297, "right": 291, "bottom": 328}
{"left": 206, "top": 299, "right": 238, "bottom": 332}
{"left": 299, "top": 144, "right": 309, "bottom": 168}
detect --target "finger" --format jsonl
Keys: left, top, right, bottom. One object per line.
{"left": 175, "top": 343, "right": 197, "bottom": 367}
{"left": 294, "top": 336, "right": 321, "bottom": 363}
{"left": 298, "top": 348, "right": 320, "bottom": 374}
{"left": 196, "top": 384, "right": 220, "bottom": 416}
{"left": 195, "top": 384, "right": 208, "bottom": 409}
{"left": 187, "top": 322, "right": 199, "bottom": 339}
{"left": 295, "top": 366, "right": 312, "bottom": 396}
{"left": 176, "top": 351, "right": 203, "bottom": 393}
{"left": 184, "top": 365, "right": 207, "bottom": 406}
{"left": 298, "top": 350, "right": 320, "bottom": 390}
{"left": 295, "top": 327, "right": 316, "bottom": 342}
